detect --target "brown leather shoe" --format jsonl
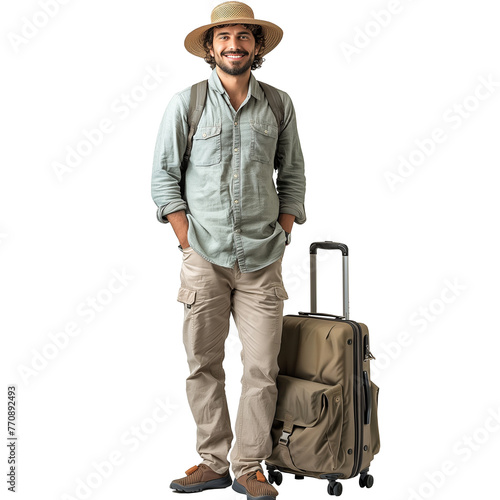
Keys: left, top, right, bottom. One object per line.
{"left": 232, "top": 469, "right": 279, "bottom": 499}
{"left": 169, "top": 463, "right": 232, "bottom": 493}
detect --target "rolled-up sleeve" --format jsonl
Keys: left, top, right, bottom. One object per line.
{"left": 151, "top": 92, "right": 189, "bottom": 223}
{"left": 275, "top": 92, "right": 306, "bottom": 224}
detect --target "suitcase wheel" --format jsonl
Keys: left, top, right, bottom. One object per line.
{"left": 359, "top": 471, "right": 374, "bottom": 488}
{"left": 327, "top": 480, "right": 343, "bottom": 496}
{"left": 268, "top": 470, "right": 283, "bottom": 486}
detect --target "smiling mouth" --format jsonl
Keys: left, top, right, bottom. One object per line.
{"left": 223, "top": 53, "right": 247, "bottom": 61}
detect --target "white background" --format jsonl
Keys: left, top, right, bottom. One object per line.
{"left": 1, "top": 0, "right": 499, "bottom": 499}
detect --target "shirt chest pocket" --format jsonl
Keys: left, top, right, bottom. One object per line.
{"left": 250, "top": 120, "right": 279, "bottom": 164}
{"left": 191, "top": 125, "right": 222, "bottom": 166}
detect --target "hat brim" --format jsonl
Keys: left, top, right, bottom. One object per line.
{"left": 184, "top": 19, "right": 283, "bottom": 58}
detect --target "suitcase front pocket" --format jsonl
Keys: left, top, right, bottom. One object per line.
{"left": 271, "top": 375, "right": 345, "bottom": 473}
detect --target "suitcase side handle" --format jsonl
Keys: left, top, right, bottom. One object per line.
{"left": 309, "top": 241, "right": 349, "bottom": 320}
{"left": 363, "top": 371, "right": 372, "bottom": 425}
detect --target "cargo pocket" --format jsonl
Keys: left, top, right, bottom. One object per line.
{"left": 190, "top": 125, "right": 221, "bottom": 166}
{"left": 274, "top": 285, "right": 289, "bottom": 301}
{"left": 177, "top": 287, "right": 196, "bottom": 309}
{"left": 268, "top": 375, "right": 345, "bottom": 474}
{"left": 250, "top": 120, "right": 278, "bottom": 164}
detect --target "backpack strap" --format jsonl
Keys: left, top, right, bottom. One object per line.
{"left": 258, "top": 81, "right": 285, "bottom": 136}
{"left": 180, "top": 80, "right": 208, "bottom": 198}
{"left": 183, "top": 79, "right": 208, "bottom": 166}
{"left": 258, "top": 81, "right": 285, "bottom": 170}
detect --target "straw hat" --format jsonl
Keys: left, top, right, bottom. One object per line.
{"left": 184, "top": 1, "right": 283, "bottom": 58}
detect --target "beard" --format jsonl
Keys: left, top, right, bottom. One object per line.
{"left": 214, "top": 50, "right": 255, "bottom": 76}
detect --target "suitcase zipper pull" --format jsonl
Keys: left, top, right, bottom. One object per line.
{"left": 364, "top": 349, "right": 376, "bottom": 361}
{"left": 364, "top": 338, "right": 376, "bottom": 361}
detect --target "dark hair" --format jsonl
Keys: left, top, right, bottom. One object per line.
{"left": 202, "top": 23, "right": 266, "bottom": 70}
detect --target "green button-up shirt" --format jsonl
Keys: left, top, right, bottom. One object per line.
{"left": 151, "top": 69, "right": 306, "bottom": 272}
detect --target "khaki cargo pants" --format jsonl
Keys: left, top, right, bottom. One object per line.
{"left": 177, "top": 246, "right": 288, "bottom": 479}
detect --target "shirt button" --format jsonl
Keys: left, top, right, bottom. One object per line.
{"left": 265, "top": 130, "right": 268, "bottom": 134}
{"left": 234, "top": 122, "right": 238, "bottom": 126}
{"left": 234, "top": 173, "right": 238, "bottom": 178}
{"left": 234, "top": 199, "right": 239, "bottom": 204}
{"left": 235, "top": 229, "right": 241, "bottom": 233}
{"left": 203, "top": 133, "right": 207, "bottom": 138}
{"left": 234, "top": 148, "right": 238, "bottom": 152}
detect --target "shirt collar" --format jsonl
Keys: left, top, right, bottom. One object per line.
{"left": 208, "top": 69, "right": 263, "bottom": 101}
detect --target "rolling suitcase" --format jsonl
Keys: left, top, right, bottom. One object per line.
{"left": 265, "top": 242, "right": 380, "bottom": 496}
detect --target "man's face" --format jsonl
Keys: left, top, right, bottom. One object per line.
{"left": 210, "top": 24, "right": 260, "bottom": 76}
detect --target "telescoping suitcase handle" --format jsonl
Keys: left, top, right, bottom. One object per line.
{"left": 308, "top": 241, "right": 349, "bottom": 320}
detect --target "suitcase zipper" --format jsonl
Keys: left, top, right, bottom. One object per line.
{"left": 346, "top": 320, "right": 364, "bottom": 478}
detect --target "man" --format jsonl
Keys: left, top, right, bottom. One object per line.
{"left": 151, "top": 2, "right": 306, "bottom": 498}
